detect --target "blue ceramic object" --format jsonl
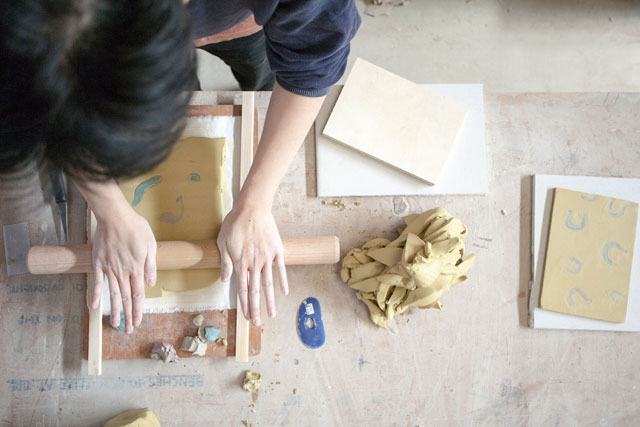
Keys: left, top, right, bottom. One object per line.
{"left": 297, "top": 297, "right": 325, "bottom": 349}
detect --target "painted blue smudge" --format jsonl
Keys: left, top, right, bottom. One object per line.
{"left": 603, "top": 241, "right": 628, "bottom": 266}
{"left": 610, "top": 290, "right": 626, "bottom": 303}
{"left": 580, "top": 194, "right": 598, "bottom": 202}
{"left": 189, "top": 173, "right": 201, "bottom": 182}
{"left": 131, "top": 175, "right": 162, "bottom": 207}
{"left": 565, "top": 210, "right": 586, "bottom": 230}
{"left": 607, "top": 199, "right": 634, "bottom": 217}
{"left": 566, "top": 256, "right": 582, "bottom": 274}
{"left": 568, "top": 288, "right": 591, "bottom": 306}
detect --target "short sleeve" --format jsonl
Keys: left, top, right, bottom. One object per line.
{"left": 261, "top": 0, "right": 361, "bottom": 97}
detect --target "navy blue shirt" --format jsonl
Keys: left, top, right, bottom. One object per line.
{"left": 188, "top": 0, "right": 361, "bottom": 97}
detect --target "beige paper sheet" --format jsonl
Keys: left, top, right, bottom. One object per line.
{"left": 322, "top": 58, "right": 468, "bottom": 185}
{"left": 118, "top": 137, "right": 226, "bottom": 297}
{"left": 540, "top": 188, "right": 638, "bottom": 322}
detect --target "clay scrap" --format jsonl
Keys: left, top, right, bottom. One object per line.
{"left": 149, "top": 342, "right": 179, "bottom": 363}
{"left": 104, "top": 408, "right": 160, "bottom": 427}
{"left": 192, "top": 313, "right": 204, "bottom": 327}
{"left": 177, "top": 313, "right": 226, "bottom": 356}
{"left": 341, "top": 208, "right": 476, "bottom": 328}
{"left": 204, "top": 326, "right": 221, "bottom": 342}
{"left": 243, "top": 370, "right": 262, "bottom": 392}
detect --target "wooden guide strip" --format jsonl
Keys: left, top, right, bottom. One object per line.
{"left": 87, "top": 211, "right": 102, "bottom": 376}
{"left": 236, "top": 92, "right": 255, "bottom": 362}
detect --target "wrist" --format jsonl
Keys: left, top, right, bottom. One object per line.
{"left": 236, "top": 176, "right": 274, "bottom": 212}
{"left": 235, "top": 192, "right": 272, "bottom": 214}
{"left": 93, "top": 198, "right": 136, "bottom": 224}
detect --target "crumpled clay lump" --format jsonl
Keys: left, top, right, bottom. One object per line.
{"left": 341, "top": 208, "right": 476, "bottom": 328}
{"left": 243, "top": 370, "right": 262, "bottom": 392}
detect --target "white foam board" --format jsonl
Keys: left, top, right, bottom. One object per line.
{"left": 530, "top": 174, "right": 640, "bottom": 331}
{"left": 315, "top": 84, "right": 487, "bottom": 197}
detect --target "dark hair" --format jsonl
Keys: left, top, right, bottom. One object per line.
{"left": 0, "top": 0, "right": 197, "bottom": 180}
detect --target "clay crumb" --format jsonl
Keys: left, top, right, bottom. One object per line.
{"left": 332, "top": 199, "right": 347, "bottom": 211}
{"left": 243, "top": 371, "right": 262, "bottom": 392}
{"left": 215, "top": 337, "right": 228, "bottom": 346}
{"left": 293, "top": 388, "right": 298, "bottom": 394}
{"left": 321, "top": 200, "right": 327, "bottom": 205}
{"left": 354, "top": 202, "right": 360, "bottom": 206}
{"left": 192, "top": 313, "right": 204, "bottom": 327}
{"left": 242, "top": 420, "right": 253, "bottom": 427}
{"left": 501, "top": 209, "right": 507, "bottom": 216}
{"left": 149, "top": 342, "right": 179, "bottom": 363}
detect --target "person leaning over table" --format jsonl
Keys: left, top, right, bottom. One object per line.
{"left": 0, "top": 0, "right": 360, "bottom": 333}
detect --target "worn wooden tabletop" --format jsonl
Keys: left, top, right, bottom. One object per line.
{"left": 1, "top": 92, "right": 639, "bottom": 426}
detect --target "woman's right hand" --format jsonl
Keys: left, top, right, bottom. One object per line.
{"left": 74, "top": 178, "right": 157, "bottom": 334}
{"left": 90, "top": 208, "right": 157, "bottom": 334}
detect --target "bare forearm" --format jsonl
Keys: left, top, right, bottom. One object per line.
{"left": 73, "top": 178, "right": 131, "bottom": 221}
{"left": 237, "top": 82, "right": 325, "bottom": 209}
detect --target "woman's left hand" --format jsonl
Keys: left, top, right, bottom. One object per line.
{"left": 217, "top": 201, "right": 288, "bottom": 326}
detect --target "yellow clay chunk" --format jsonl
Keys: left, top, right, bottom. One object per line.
{"left": 341, "top": 207, "right": 476, "bottom": 328}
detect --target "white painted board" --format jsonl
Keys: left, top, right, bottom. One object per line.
{"left": 316, "top": 84, "right": 487, "bottom": 197}
{"left": 530, "top": 174, "right": 640, "bottom": 331}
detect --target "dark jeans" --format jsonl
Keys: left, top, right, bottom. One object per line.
{"left": 197, "top": 30, "right": 275, "bottom": 91}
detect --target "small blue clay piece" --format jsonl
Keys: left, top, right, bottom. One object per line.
{"left": 204, "top": 326, "right": 221, "bottom": 342}
{"left": 109, "top": 312, "right": 125, "bottom": 331}
{"left": 297, "top": 297, "right": 325, "bottom": 349}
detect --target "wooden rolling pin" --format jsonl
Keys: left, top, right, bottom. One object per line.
{"left": 27, "top": 236, "right": 340, "bottom": 274}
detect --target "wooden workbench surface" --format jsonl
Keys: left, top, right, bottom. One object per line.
{"left": 1, "top": 92, "right": 639, "bottom": 426}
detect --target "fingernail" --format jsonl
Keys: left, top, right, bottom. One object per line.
{"left": 148, "top": 277, "right": 156, "bottom": 286}
{"left": 253, "top": 318, "right": 260, "bottom": 326}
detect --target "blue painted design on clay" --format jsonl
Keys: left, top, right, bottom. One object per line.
{"left": 297, "top": 297, "right": 325, "bottom": 349}
{"left": 603, "top": 241, "right": 628, "bottom": 265}
{"left": 565, "top": 210, "right": 586, "bottom": 230}
{"left": 204, "top": 326, "right": 221, "bottom": 342}
{"left": 568, "top": 288, "right": 592, "bottom": 306}
{"left": 109, "top": 312, "right": 125, "bottom": 331}
{"left": 610, "top": 290, "right": 626, "bottom": 303}
{"left": 566, "top": 256, "right": 582, "bottom": 274}
{"left": 580, "top": 194, "right": 598, "bottom": 202}
{"left": 607, "top": 199, "right": 634, "bottom": 217}
{"left": 189, "top": 173, "right": 201, "bottom": 182}
{"left": 158, "top": 195, "right": 184, "bottom": 224}
{"left": 132, "top": 175, "right": 162, "bottom": 207}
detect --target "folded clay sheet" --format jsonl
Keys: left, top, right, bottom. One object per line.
{"left": 341, "top": 208, "right": 476, "bottom": 328}
{"left": 540, "top": 188, "right": 638, "bottom": 322}
{"left": 118, "top": 137, "right": 226, "bottom": 297}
